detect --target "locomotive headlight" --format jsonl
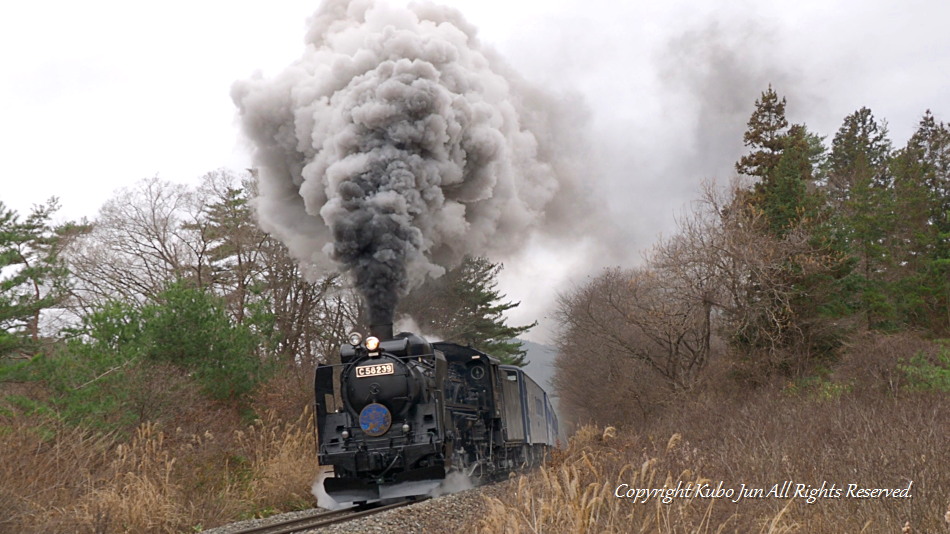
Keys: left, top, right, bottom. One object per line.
{"left": 402, "top": 423, "right": 410, "bottom": 433}
{"left": 341, "top": 429, "right": 350, "bottom": 439}
{"left": 365, "top": 336, "right": 380, "bottom": 351}
{"left": 347, "top": 332, "right": 363, "bottom": 347}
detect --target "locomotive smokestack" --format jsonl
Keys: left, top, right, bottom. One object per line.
{"left": 370, "top": 323, "right": 394, "bottom": 341}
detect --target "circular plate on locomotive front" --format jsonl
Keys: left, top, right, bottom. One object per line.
{"left": 359, "top": 402, "right": 392, "bottom": 437}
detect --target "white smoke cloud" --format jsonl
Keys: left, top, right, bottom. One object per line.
{"left": 393, "top": 314, "right": 442, "bottom": 342}
{"left": 428, "top": 470, "right": 473, "bottom": 497}
{"left": 232, "top": 0, "right": 605, "bottom": 326}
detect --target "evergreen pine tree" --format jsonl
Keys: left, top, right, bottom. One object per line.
{"left": 727, "top": 89, "right": 850, "bottom": 372}
{"left": 825, "top": 107, "right": 893, "bottom": 205}
{"left": 825, "top": 108, "right": 896, "bottom": 329}
{"left": 759, "top": 125, "right": 818, "bottom": 237}
{"left": 891, "top": 111, "right": 950, "bottom": 332}
{"left": 399, "top": 256, "right": 535, "bottom": 366}
{"left": 0, "top": 199, "right": 75, "bottom": 356}
{"left": 198, "top": 177, "right": 266, "bottom": 325}
{"left": 736, "top": 85, "right": 789, "bottom": 180}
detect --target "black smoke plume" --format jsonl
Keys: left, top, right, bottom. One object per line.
{"left": 232, "top": 0, "right": 597, "bottom": 326}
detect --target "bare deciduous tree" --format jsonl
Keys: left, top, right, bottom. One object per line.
{"left": 65, "top": 176, "right": 212, "bottom": 312}
{"left": 553, "top": 179, "right": 848, "bottom": 424}
{"left": 553, "top": 325, "right": 661, "bottom": 428}
{"left": 677, "top": 180, "right": 845, "bottom": 376}
{"left": 64, "top": 170, "right": 363, "bottom": 366}
{"left": 555, "top": 266, "right": 710, "bottom": 395}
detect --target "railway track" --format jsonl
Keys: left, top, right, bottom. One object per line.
{"left": 229, "top": 498, "right": 427, "bottom": 534}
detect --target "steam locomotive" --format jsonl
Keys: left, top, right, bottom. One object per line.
{"left": 314, "top": 324, "right": 558, "bottom": 502}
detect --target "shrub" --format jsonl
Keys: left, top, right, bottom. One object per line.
{"left": 900, "top": 341, "right": 950, "bottom": 392}
{"left": 143, "top": 281, "right": 271, "bottom": 402}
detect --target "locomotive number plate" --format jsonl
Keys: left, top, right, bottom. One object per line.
{"left": 356, "top": 363, "right": 394, "bottom": 378}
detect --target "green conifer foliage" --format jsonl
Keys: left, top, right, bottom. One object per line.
{"left": 891, "top": 111, "right": 950, "bottom": 332}
{"left": 827, "top": 107, "right": 893, "bottom": 195}
{"left": 143, "top": 281, "right": 268, "bottom": 401}
{"left": 0, "top": 199, "right": 75, "bottom": 357}
{"left": 759, "top": 125, "right": 816, "bottom": 237}
{"left": 736, "top": 85, "right": 789, "bottom": 179}
{"left": 399, "top": 256, "right": 535, "bottom": 366}
{"left": 825, "top": 108, "right": 896, "bottom": 329}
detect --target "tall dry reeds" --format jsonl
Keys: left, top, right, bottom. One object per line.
{"left": 480, "top": 383, "right": 950, "bottom": 533}
{"left": 70, "top": 422, "right": 186, "bottom": 533}
{"left": 482, "top": 332, "right": 950, "bottom": 533}
{"left": 236, "top": 409, "right": 318, "bottom": 511}
{"left": 0, "top": 417, "right": 112, "bottom": 533}
{"left": 479, "top": 426, "right": 798, "bottom": 533}
{"left": 0, "top": 406, "right": 320, "bottom": 533}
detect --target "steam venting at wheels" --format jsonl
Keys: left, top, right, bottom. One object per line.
{"left": 232, "top": 0, "right": 594, "bottom": 325}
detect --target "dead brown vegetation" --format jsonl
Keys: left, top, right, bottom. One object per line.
{"left": 482, "top": 402, "right": 948, "bottom": 532}
{"left": 0, "top": 404, "right": 318, "bottom": 533}
{"left": 487, "top": 332, "right": 950, "bottom": 533}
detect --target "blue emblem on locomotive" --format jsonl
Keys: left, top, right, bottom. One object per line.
{"left": 359, "top": 403, "right": 392, "bottom": 437}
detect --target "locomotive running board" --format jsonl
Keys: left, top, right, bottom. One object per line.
{"left": 323, "top": 466, "right": 445, "bottom": 502}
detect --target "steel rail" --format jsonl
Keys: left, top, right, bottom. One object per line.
{"left": 229, "top": 498, "right": 426, "bottom": 534}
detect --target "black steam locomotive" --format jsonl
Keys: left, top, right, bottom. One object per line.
{"left": 314, "top": 325, "right": 558, "bottom": 502}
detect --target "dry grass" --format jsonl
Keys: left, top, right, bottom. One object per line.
{"left": 3, "top": 333, "right": 945, "bottom": 532}
{"left": 0, "top": 417, "right": 112, "bottom": 533}
{"left": 479, "top": 426, "right": 798, "bottom": 533}
{"left": 236, "top": 409, "right": 318, "bottom": 511}
{"left": 0, "top": 406, "right": 318, "bottom": 533}
{"left": 483, "top": 334, "right": 950, "bottom": 533}
{"left": 67, "top": 422, "right": 186, "bottom": 533}
{"left": 482, "top": 410, "right": 948, "bottom": 533}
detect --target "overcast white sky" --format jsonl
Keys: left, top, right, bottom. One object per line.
{"left": 3, "top": 0, "right": 948, "bottom": 342}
